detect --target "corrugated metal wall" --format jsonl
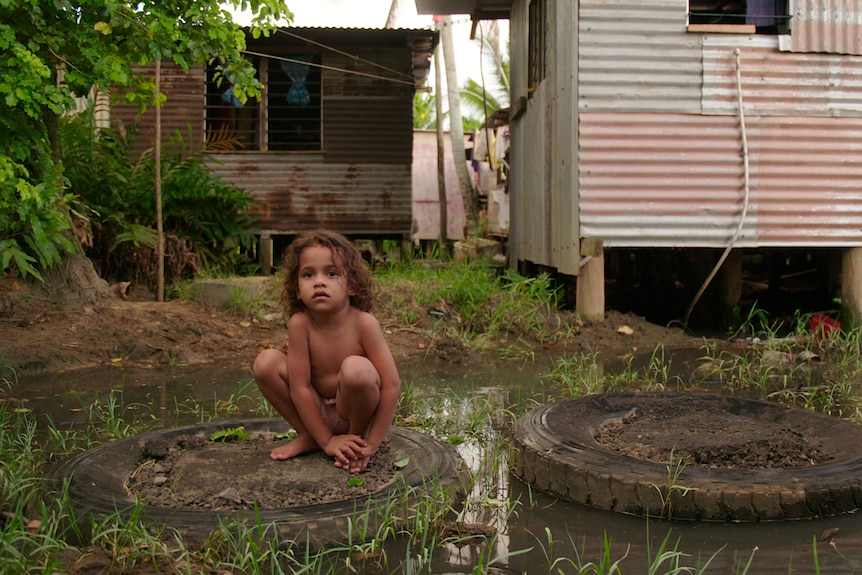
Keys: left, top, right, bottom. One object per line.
{"left": 578, "top": 0, "right": 702, "bottom": 114}
{"left": 111, "top": 31, "right": 422, "bottom": 239}
{"left": 575, "top": 0, "right": 862, "bottom": 250}
{"left": 782, "top": 0, "right": 862, "bottom": 56}
{"left": 111, "top": 63, "right": 205, "bottom": 154}
{"left": 509, "top": 0, "right": 862, "bottom": 273}
{"left": 207, "top": 154, "right": 412, "bottom": 236}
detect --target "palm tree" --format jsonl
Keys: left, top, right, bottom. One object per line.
{"left": 460, "top": 21, "right": 510, "bottom": 127}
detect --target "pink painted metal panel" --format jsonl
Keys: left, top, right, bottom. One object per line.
{"left": 702, "top": 44, "right": 862, "bottom": 117}
{"left": 786, "top": 0, "right": 862, "bottom": 56}
{"left": 579, "top": 112, "right": 862, "bottom": 247}
{"left": 411, "top": 130, "right": 466, "bottom": 241}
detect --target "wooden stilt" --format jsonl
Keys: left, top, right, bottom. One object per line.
{"left": 260, "top": 234, "right": 273, "bottom": 275}
{"left": 841, "top": 247, "right": 862, "bottom": 329}
{"left": 719, "top": 249, "right": 743, "bottom": 327}
{"left": 576, "top": 239, "right": 605, "bottom": 323}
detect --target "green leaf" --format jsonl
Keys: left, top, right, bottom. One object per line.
{"left": 394, "top": 457, "right": 410, "bottom": 469}
{"left": 347, "top": 476, "right": 364, "bottom": 487}
{"left": 210, "top": 426, "right": 248, "bottom": 442}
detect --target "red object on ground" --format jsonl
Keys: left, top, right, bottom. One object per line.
{"left": 809, "top": 314, "right": 841, "bottom": 337}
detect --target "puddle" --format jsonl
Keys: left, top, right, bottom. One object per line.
{"left": 13, "top": 350, "right": 862, "bottom": 574}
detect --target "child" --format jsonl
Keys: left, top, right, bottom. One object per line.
{"left": 253, "top": 230, "right": 400, "bottom": 473}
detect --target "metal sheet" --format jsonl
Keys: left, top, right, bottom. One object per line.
{"left": 578, "top": 0, "right": 704, "bottom": 113}
{"left": 703, "top": 39, "right": 862, "bottom": 117}
{"left": 782, "top": 0, "right": 862, "bottom": 56}
{"left": 411, "top": 131, "right": 467, "bottom": 240}
{"left": 579, "top": 112, "right": 862, "bottom": 247}
{"left": 207, "top": 155, "right": 412, "bottom": 237}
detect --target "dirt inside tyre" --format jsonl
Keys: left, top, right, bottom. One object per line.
{"left": 49, "top": 419, "right": 467, "bottom": 546}
{"left": 512, "top": 392, "right": 862, "bottom": 521}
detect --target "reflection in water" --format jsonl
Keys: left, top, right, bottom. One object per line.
{"left": 13, "top": 350, "right": 862, "bottom": 574}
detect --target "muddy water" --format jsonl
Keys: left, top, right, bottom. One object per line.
{"left": 14, "top": 355, "right": 862, "bottom": 575}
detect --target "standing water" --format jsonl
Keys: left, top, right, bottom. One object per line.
{"left": 14, "top": 349, "right": 862, "bottom": 575}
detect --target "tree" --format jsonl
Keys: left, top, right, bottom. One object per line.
{"left": 460, "top": 22, "right": 510, "bottom": 129}
{"left": 439, "top": 15, "right": 478, "bottom": 232}
{"left": 0, "top": 0, "right": 291, "bottom": 303}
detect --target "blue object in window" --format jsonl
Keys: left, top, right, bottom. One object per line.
{"left": 281, "top": 55, "right": 313, "bottom": 106}
{"left": 221, "top": 85, "right": 244, "bottom": 108}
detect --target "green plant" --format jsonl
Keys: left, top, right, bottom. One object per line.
{"left": 210, "top": 425, "right": 249, "bottom": 442}
{"left": 650, "top": 447, "right": 696, "bottom": 521}
{"left": 62, "top": 118, "right": 261, "bottom": 284}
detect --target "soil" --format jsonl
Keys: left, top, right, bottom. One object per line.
{"left": 0, "top": 273, "right": 699, "bottom": 374}
{"left": 0, "top": 271, "right": 801, "bottom": 573}
{"left": 130, "top": 430, "right": 398, "bottom": 510}
{"left": 594, "top": 397, "right": 830, "bottom": 469}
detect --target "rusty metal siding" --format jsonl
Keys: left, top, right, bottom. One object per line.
{"left": 111, "top": 63, "right": 205, "bottom": 155}
{"left": 702, "top": 39, "right": 862, "bottom": 117}
{"left": 579, "top": 112, "right": 862, "bottom": 247}
{"left": 578, "top": 0, "right": 704, "bottom": 113}
{"left": 783, "top": 0, "right": 862, "bottom": 56}
{"left": 207, "top": 154, "right": 412, "bottom": 236}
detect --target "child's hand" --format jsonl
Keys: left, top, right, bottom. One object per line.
{"left": 324, "top": 434, "right": 368, "bottom": 469}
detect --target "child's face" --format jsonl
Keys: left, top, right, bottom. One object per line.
{"left": 296, "top": 244, "right": 352, "bottom": 313}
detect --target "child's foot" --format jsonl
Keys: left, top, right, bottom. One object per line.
{"left": 270, "top": 433, "right": 318, "bottom": 461}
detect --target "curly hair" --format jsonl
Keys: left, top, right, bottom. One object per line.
{"left": 280, "top": 230, "right": 374, "bottom": 316}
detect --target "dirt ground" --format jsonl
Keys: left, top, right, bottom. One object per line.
{"left": 0, "top": 273, "right": 699, "bottom": 375}
{"left": 0, "top": 272, "right": 731, "bottom": 574}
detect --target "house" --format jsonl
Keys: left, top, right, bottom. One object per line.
{"left": 417, "top": 0, "right": 862, "bottom": 328}
{"left": 112, "top": 27, "right": 437, "bottom": 267}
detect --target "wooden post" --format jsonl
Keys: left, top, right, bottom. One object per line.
{"left": 841, "top": 247, "right": 862, "bottom": 329}
{"left": 576, "top": 238, "right": 605, "bottom": 323}
{"left": 260, "top": 234, "right": 273, "bottom": 275}
{"left": 719, "top": 249, "right": 743, "bottom": 328}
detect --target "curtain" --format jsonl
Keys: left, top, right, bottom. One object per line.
{"left": 281, "top": 55, "right": 314, "bottom": 106}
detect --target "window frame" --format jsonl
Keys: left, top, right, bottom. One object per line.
{"left": 527, "top": 0, "right": 548, "bottom": 95}
{"left": 687, "top": 0, "right": 791, "bottom": 35}
{"left": 204, "top": 53, "right": 323, "bottom": 153}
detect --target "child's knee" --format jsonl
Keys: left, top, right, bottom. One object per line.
{"left": 339, "top": 355, "right": 379, "bottom": 387}
{"left": 253, "top": 348, "right": 285, "bottom": 381}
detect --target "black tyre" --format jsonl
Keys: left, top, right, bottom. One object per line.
{"left": 50, "top": 419, "right": 466, "bottom": 545}
{"left": 512, "top": 393, "right": 862, "bottom": 521}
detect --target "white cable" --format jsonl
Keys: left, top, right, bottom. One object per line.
{"left": 682, "top": 48, "right": 751, "bottom": 328}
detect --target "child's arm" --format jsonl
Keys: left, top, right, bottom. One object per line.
{"left": 287, "top": 314, "right": 365, "bottom": 464}
{"left": 358, "top": 313, "right": 400, "bottom": 454}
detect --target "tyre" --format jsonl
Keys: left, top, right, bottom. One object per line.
{"left": 512, "top": 393, "right": 862, "bottom": 521}
{"left": 49, "top": 419, "right": 467, "bottom": 545}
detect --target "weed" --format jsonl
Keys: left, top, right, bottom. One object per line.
{"left": 650, "top": 447, "right": 696, "bottom": 521}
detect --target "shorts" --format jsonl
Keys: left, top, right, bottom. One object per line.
{"left": 319, "top": 397, "right": 349, "bottom": 434}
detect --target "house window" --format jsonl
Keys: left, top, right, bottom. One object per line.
{"left": 204, "top": 53, "right": 322, "bottom": 151}
{"left": 688, "top": 0, "right": 790, "bottom": 34}
{"left": 266, "top": 54, "right": 322, "bottom": 151}
{"left": 205, "top": 58, "right": 261, "bottom": 150}
{"left": 528, "top": 0, "right": 547, "bottom": 94}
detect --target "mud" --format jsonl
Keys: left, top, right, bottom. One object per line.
{"left": 595, "top": 397, "right": 830, "bottom": 469}
{"left": 128, "top": 431, "right": 397, "bottom": 510}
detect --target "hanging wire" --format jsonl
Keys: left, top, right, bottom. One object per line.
{"left": 275, "top": 28, "right": 415, "bottom": 82}
{"left": 241, "top": 50, "right": 416, "bottom": 86}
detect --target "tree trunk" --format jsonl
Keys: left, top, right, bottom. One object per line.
{"left": 42, "top": 97, "right": 113, "bottom": 307}
{"left": 440, "top": 16, "right": 478, "bottom": 233}
{"left": 156, "top": 60, "right": 165, "bottom": 302}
